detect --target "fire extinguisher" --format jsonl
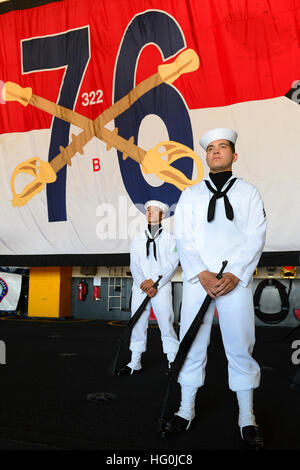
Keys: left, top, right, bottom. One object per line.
{"left": 77, "top": 279, "right": 88, "bottom": 301}
{"left": 93, "top": 285, "right": 101, "bottom": 301}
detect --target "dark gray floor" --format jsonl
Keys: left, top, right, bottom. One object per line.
{"left": 0, "top": 314, "right": 299, "bottom": 456}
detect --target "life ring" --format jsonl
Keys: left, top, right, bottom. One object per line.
{"left": 253, "top": 279, "right": 290, "bottom": 324}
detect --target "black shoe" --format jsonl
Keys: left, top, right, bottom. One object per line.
{"left": 117, "top": 365, "right": 141, "bottom": 376}
{"left": 241, "top": 425, "right": 264, "bottom": 450}
{"left": 160, "top": 415, "right": 191, "bottom": 437}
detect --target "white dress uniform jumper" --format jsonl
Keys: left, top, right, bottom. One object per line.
{"left": 174, "top": 173, "right": 267, "bottom": 423}
{"left": 128, "top": 226, "right": 180, "bottom": 370}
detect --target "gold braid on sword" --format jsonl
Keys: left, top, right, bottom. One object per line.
{"left": 1, "top": 49, "right": 203, "bottom": 207}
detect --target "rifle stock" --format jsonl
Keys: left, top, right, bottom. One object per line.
{"left": 110, "top": 275, "right": 162, "bottom": 375}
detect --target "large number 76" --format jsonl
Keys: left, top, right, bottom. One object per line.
{"left": 22, "top": 11, "right": 196, "bottom": 222}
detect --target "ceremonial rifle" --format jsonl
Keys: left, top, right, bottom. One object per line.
{"left": 111, "top": 275, "right": 162, "bottom": 375}
{"left": 159, "top": 261, "right": 228, "bottom": 436}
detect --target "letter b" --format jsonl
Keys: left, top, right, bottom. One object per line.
{"left": 93, "top": 158, "right": 101, "bottom": 172}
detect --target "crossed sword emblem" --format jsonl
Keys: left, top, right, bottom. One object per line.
{"left": 1, "top": 48, "right": 203, "bottom": 207}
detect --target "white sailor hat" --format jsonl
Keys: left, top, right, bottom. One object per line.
{"left": 144, "top": 200, "right": 169, "bottom": 214}
{"left": 199, "top": 128, "right": 238, "bottom": 151}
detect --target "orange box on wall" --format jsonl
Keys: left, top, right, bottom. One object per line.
{"left": 28, "top": 267, "right": 72, "bottom": 318}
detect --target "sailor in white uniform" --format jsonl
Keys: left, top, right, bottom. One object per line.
{"left": 163, "top": 128, "right": 267, "bottom": 450}
{"left": 117, "top": 200, "right": 180, "bottom": 375}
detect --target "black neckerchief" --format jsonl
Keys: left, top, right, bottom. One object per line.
{"left": 205, "top": 173, "right": 237, "bottom": 222}
{"left": 145, "top": 224, "right": 163, "bottom": 260}
{"left": 209, "top": 171, "right": 232, "bottom": 191}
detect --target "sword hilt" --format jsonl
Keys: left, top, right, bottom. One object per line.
{"left": 158, "top": 48, "right": 199, "bottom": 84}
{"left": 10, "top": 157, "right": 57, "bottom": 207}
{"left": 141, "top": 141, "right": 204, "bottom": 191}
{"left": 1, "top": 81, "right": 32, "bottom": 106}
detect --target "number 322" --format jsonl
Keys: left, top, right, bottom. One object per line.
{"left": 81, "top": 89, "right": 103, "bottom": 106}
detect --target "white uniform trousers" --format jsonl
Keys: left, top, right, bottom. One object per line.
{"left": 129, "top": 283, "right": 179, "bottom": 355}
{"left": 178, "top": 281, "right": 260, "bottom": 391}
